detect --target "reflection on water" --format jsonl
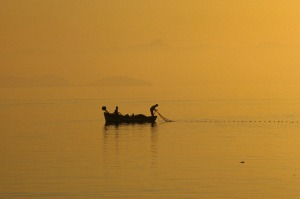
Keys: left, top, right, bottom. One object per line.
{"left": 102, "top": 122, "right": 159, "bottom": 168}
{"left": 1, "top": 94, "right": 300, "bottom": 198}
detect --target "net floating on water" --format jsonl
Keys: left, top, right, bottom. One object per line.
{"left": 156, "top": 111, "right": 173, "bottom": 122}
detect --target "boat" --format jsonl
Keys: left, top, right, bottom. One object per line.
{"left": 102, "top": 106, "right": 157, "bottom": 124}
{"left": 103, "top": 112, "right": 157, "bottom": 124}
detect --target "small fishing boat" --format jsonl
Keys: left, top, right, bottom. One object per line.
{"left": 104, "top": 112, "right": 157, "bottom": 124}
{"left": 102, "top": 106, "right": 157, "bottom": 124}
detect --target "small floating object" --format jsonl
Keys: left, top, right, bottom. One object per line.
{"left": 240, "top": 161, "right": 245, "bottom": 164}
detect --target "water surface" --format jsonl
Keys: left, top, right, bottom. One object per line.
{"left": 1, "top": 87, "right": 300, "bottom": 199}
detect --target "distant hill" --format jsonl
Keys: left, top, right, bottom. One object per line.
{"left": 0, "top": 75, "right": 70, "bottom": 87}
{"left": 87, "top": 76, "right": 152, "bottom": 87}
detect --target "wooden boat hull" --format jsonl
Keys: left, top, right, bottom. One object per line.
{"left": 104, "top": 113, "right": 157, "bottom": 124}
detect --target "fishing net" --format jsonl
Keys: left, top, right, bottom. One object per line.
{"left": 156, "top": 111, "right": 173, "bottom": 122}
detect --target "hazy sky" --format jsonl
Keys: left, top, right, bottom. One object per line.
{"left": 1, "top": 0, "right": 300, "bottom": 86}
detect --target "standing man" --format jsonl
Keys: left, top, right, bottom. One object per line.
{"left": 150, "top": 104, "right": 158, "bottom": 116}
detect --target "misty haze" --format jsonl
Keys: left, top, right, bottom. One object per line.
{"left": 1, "top": 1, "right": 300, "bottom": 199}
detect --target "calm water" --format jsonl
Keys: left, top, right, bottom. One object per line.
{"left": 1, "top": 87, "right": 300, "bottom": 199}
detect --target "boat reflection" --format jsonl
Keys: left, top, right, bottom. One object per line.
{"left": 102, "top": 121, "right": 158, "bottom": 167}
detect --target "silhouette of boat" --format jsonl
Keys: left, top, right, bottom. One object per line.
{"left": 104, "top": 112, "right": 157, "bottom": 124}
{"left": 102, "top": 106, "right": 157, "bottom": 124}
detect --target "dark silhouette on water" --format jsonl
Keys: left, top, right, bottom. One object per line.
{"left": 150, "top": 104, "right": 158, "bottom": 116}
{"left": 114, "top": 106, "right": 120, "bottom": 115}
{"left": 102, "top": 105, "right": 157, "bottom": 124}
{"left": 102, "top": 106, "right": 109, "bottom": 113}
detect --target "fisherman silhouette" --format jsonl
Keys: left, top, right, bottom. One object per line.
{"left": 102, "top": 106, "right": 109, "bottom": 113}
{"left": 150, "top": 104, "right": 158, "bottom": 116}
{"left": 114, "top": 106, "right": 119, "bottom": 115}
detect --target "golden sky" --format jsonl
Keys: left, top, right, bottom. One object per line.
{"left": 1, "top": 0, "right": 300, "bottom": 86}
